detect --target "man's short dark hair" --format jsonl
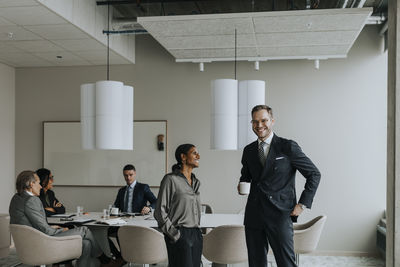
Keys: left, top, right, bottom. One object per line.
{"left": 123, "top": 164, "right": 136, "bottom": 172}
{"left": 16, "top": 170, "right": 36, "bottom": 194}
{"left": 251, "top": 105, "right": 273, "bottom": 118}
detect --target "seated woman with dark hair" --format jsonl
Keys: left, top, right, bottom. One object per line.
{"left": 36, "top": 168, "right": 66, "bottom": 217}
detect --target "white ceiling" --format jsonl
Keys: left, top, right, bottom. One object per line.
{"left": 138, "top": 8, "right": 372, "bottom": 63}
{"left": 0, "top": 0, "right": 131, "bottom": 67}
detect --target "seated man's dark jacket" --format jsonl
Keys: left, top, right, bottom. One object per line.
{"left": 39, "top": 189, "right": 66, "bottom": 217}
{"left": 114, "top": 182, "right": 157, "bottom": 212}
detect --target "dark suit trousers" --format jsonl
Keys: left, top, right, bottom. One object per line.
{"left": 107, "top": 227, "right": 121, "bottom": 257}
{"left": 245, "top": 201, "right": 297, "bottom": 267}
{"left": 165, "top": 227, "right": 203, "bottom": 267}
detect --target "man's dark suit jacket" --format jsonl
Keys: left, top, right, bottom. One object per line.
{"left": 240, "top": 134, "right": 321, "bottom": 227}
{"left": 114, "top": 182, "right": 157, "bottom": 213}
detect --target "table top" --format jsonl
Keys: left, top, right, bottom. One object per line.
{"left": 48, "top": 212, "right": 244, "bottom": 228}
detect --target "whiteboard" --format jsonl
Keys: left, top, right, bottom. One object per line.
{"left": 43, "top": 121, "right": 167, "bottom": 186}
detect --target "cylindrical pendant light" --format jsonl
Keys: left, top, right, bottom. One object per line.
{"left": 96, "top": 80, "right": 125, "bottom": 150}
{"left": 211, "top": 79, "right": 238, "bottom": 150}
{"left": 238, "top": 80, "right": 265, "bottom": 149}
{"left": 81, "top": 81, "right": 134, "bottom": 150}
{"left": 122, "top": 85, "right": 134, "bottom": 150}
{"left": 81, "top": 83, "right": 96, "bottom": 150}
{"left": 80, "top": 4, "right": 134, "bottom": 150}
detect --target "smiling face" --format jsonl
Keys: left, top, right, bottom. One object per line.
{"left": 251, "top": 109, "right": 275, "bottom": 141}
{"left": 182, "top": 146, "right": 200, "bottom": 169}
{"left": 123, "top": 169, "right": 136, "bottom": 186}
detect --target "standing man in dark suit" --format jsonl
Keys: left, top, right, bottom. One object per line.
{"left": 108, "top": 164, "right": 157, "bottom": 263}
{"left": 113, "top": 164, "right": 157, "bottom": 214}
{"left": 238, "top": 105, "right": 321, "bottom": 267}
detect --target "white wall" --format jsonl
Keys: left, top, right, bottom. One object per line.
{"left": 15, "top": 25, "right": 387, "bottom": 254}
{"left": 0, "top": 63, "right": 15, "bottom": 213}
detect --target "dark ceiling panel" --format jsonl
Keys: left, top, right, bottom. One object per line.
{"left": 102, "top": 0, "right": 386, "bottom": 19}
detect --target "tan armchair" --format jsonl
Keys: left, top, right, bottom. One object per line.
{"left": 202, "top": 225, "right": 248, "bottom": 266}
{"left": 0, "top": 214, "right": 10, "bottom": 258}
{"left": 293, "top": 215, "right": 327, "bottom": 266}
{"left": 118, "top": 225, "right": 168, "bottom": 266}
{"left": 10, "top": 224, "right": 82, "bottom": 267}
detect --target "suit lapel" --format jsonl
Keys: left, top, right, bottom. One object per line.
{"left": 132, "top": 183, "right": 139, "bottom": 206}
{"left": 122, "top": 186, "right": 127, "bottom": 211}
{"left": 248, "top": 141, "right": 263, "bottom": 176}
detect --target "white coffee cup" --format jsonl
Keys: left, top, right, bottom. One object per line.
{"left": 111, "top": 207, "right": 119, "bottom": 215}
{"left": 239, "top": 182, "right": 251, "bottom": 195}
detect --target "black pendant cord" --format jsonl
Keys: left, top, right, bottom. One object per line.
{"left": 107, "top": 3, "right": 110, "bottom": 81}
{"left": 234, "top": 28, "right": 237, "bottom": 80}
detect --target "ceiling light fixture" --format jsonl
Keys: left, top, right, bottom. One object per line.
{"left": 254, "top": 61, "right": 260, "bottom": 71}
{"left": 80, "top": 3, "right": 134, "bottom": 150}
{"left": 314, "top": 59, "right": 320, "bottom": 69}
{"left": 211, "top": 29, "right": 266, "bottom": 150}
{"left": 199, "top": 62, "right": 204, "bottom": 72}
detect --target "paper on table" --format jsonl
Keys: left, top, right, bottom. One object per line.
{"left": 97, "top": 218, "right": 127, "bottom": 226}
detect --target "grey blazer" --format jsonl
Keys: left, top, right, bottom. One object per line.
{"left": 9, "top": 191, "right": 63, "bottom": 236}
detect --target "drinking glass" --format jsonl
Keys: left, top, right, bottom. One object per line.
{"left": 76, "top": 206, "right": 83, "bottom": 216}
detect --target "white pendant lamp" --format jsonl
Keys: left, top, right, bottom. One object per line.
{"left": 211, "top": 79, "right": 238, "bottom": 150}
{"left": 81, "top": 83, "right": 96, "bottom": 150}
{"left": 210, "top": 79, "right": 265, "bottom": 150}
{"left": 80, "top": 3, "right": 134, "bottom": 150}
{"left": 80, "top": 81, "right": 134, "bottom": 150}
{"left": 123, "top": 85, "right": 134, "bottom": 149}
{"left": 210, "top": 30, "right": 266, "bottom": 150}
{"left": 238, "top": 80, "right": 265, "bottom": 149}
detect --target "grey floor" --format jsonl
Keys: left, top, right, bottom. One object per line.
{"left": 0, "top": 249, "right": 385, "bottom": 267}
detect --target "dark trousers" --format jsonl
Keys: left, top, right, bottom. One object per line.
{"left": 245, "top": 203, "right": 297, "bottom": 267}
{"left": 165, "top": 227, "right": 203, "bottom": 267}
{"left": 107, "top": 227, "right": 121, "bottom": 258}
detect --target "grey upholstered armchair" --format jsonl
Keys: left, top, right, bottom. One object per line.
{"left": 10, "top": 224, "right": 82, "bottom": 267}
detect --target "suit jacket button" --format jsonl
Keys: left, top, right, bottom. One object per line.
{"left": 269, "top": 196, "right": 272, "bottom": 199}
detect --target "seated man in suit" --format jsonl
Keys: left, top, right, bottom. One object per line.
{"left": 9, "top": 170, "right": 113, "bottom": 267}
{"left": 113, "top": 164, "right": 157, "bottom": 214}
{"left": 108, "top": 164, "right": 157, "bottom": 261}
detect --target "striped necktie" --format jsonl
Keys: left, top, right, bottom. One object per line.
{"left": 124, "top": 186, "right": 133, "bottom": 213}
